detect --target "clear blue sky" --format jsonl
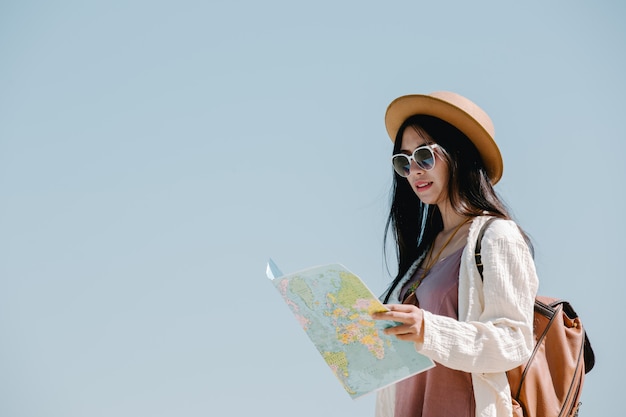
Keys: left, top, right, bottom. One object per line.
{"left": 1, "top": 1, "right": 624, "bottom": 416}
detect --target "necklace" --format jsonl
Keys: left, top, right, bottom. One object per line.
{"left": 406, "top": 217, "right": 472, "bottom": 297}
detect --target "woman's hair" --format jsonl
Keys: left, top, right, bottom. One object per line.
{"left": 383, "top": 114, "right": 517, "bottom": 302}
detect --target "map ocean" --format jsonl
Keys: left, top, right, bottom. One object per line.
{"left": 268, "top": 262, "right": 434, "bottom": 399}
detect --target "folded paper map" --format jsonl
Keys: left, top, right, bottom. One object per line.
{"left": 267, "top": 260, "right": 434, "bottom": 399}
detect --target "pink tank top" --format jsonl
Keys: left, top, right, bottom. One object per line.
{"left": 395, "top": 246, "right": 475, "bottom": 417}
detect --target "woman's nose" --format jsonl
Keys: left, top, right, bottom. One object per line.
{"left": 409, "top": 159, "right": 424, "bottom": 174}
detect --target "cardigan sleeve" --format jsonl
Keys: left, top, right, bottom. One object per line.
{"left": 414, "top": 219, "right": 538, "bottom": 373}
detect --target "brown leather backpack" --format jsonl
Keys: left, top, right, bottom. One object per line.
{"left": 475, "top": 218, "right": 595, "bottom": 417}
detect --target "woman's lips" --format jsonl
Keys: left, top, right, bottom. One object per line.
{"left": 414, "top": 181, "right": 432, "bottom": 191}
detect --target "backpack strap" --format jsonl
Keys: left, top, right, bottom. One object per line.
{"left": 474, "top": 217, "right": 498, "bottom": 280}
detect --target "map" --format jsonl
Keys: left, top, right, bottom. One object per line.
{"left": 267, "top": 260, "right": 434, "bottom": 399}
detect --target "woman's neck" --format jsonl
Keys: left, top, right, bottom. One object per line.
{"left": 438, "top": 203, "right": 469, "bottom": 233}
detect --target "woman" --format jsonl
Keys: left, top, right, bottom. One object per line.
{"left": 371, "top": 92, "right": 538, "bottom": 417}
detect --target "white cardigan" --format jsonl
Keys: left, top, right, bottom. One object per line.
{"left": 376, "top": 216, "right": 538, "bottom": 417}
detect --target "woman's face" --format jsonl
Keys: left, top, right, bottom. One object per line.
{"left": 399, "top": 126, "right": 449, "bottom": 206}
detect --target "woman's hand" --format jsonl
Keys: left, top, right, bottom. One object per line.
{"left": 371, "top": 304, "right": 425, "bottom": 343}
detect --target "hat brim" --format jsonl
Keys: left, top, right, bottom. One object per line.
{"left": 385, "top": 93, "right": 503, "bottom": 184}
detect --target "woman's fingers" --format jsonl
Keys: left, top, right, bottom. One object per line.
{"left": 383, "top": 323, "right": 414, "bottom": 335}
{"left": 372, "top": 304, "right": 419, "bottom": 323}
{"left": 371, "top": 304, "right": 425, "bottom": 343}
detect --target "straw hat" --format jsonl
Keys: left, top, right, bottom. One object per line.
{"left": 384, "top": 91, "right": 503, "bottom": 184}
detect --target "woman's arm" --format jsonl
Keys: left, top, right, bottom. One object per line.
{"left": 374, "top": 222, "right": 538, "bottom": 373}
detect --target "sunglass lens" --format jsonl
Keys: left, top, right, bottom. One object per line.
{"left": 414, "top": 147, "right": 435, "bottom": 170}
{"left": 392, "top": 155, "right": 411, "bottom": 177}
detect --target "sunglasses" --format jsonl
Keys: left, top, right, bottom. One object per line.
{"left": 391, "top": 144, "right": 440, "bottom": 177}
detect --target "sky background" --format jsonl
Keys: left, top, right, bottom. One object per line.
{"left": 1, "top": 1, "right": 624, "bottom": 416}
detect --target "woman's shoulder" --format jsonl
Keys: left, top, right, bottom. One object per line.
{"left": 472, "top": 215, "right": 525, "bottom": 245}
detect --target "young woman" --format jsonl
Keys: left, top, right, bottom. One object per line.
{"left": 371, "top": 92, "right": 538, "bottom": 417}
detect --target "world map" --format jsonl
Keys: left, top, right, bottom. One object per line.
{"left": 270, "top": 263, "right": 434, "bottom": 399}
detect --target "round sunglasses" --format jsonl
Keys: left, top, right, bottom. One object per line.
{"left": 391, "top": 144, "right": 440, "bottom": 177}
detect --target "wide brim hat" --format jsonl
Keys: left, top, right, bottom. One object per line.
{"left": 385, "top": 91, "right": 503, "bottom": 184}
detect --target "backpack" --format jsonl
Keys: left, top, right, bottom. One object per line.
{"left": 475, "top": 218, "right": 595, "bottom": 417}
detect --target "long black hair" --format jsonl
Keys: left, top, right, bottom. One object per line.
{"left": 383, "top": 115, "right": 515, "bottom": 302}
